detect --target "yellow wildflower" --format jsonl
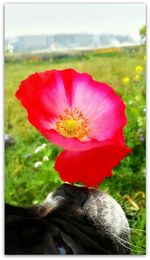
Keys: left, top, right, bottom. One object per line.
{"left": 122, "top": 77, "right": 130, "bottom": 84}
{"left": 135, "top": 95, "right": 141, "bottom": 102}
{"left": 134, "top": 74, "right": 141, "bottom": 81}
{"left": 135, "top": 65, "right": 143, "bottom": 73}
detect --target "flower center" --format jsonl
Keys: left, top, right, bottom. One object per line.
{"left": 56, "top": 108, "right": 90, "bottom": 140}
{"left": 63, "top": 118, "right": 77, "bottom": 132}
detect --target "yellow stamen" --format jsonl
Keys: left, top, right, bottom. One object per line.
{"left": 63, "top": 119, "right": 77, "bottom": 132}
{"left": 56, "top": 108, "right": 90, "bottom": 140}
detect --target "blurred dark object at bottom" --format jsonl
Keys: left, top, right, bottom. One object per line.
{"left": 5, "top": 183, "right": 130, "bottom": 255}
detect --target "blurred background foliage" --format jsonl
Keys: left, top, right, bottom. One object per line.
{"left": 5, "top": 42, "right": 146, "bottom": 254}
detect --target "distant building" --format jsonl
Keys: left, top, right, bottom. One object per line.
{"left": 19, "top": 35, "right": 47, "bottom": 51}
{"left": 73, "top": 34, "right": 93, "bottom": 47}
{"left": 99, "top": 34, "right": 134, "bottom": 48}
{"left": 54, "top": 34, "right": 74, "bottom": 48}
{"left": 46, "top": 35, "right": 55, "bottom": 49}
{"left": 13, "top": 35, "right": 48, "bottom": 52}
{"left": 5, "top": 33, "right": 134, "bottom": 53}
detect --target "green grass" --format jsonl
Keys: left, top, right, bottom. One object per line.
{"left": 5, "top": 47, "right": 146, "bottom": 254}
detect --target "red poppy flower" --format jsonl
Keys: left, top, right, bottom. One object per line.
{"left": 15, "top": 69, "right": 131, "bottom": 187}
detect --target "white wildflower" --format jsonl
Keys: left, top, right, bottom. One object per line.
{"left": 41, "top": 143, "right": 47, "bottom": 149}
{"left": 34, "top": 143, "right": 47, "bottom": 154}
{"left": 34, "top": 161, "right": 43, "bottom": 168}
{"left": 128, "top": 100, "right": 133, "bottom": 105}
{"left": 34, "top": 146, "right": 42, "bottom": 154}
{"left": 24, "top": 153, "right": 32, "bottom": 159}
{"left": 43, "top": 156, "right": 49, "bottom": 161}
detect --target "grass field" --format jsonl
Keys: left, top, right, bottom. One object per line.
{"left": 5, "top": 46, "right": 146, "bottom": 254}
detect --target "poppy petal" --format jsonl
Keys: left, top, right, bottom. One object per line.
{"left": 15, "top": 70, "right": 71, "bottom": 122}
{"left": 55, "top": 144, "right": 131, "bottom": 187}
{"left": 31, "top": 127, "right": 125, "bottom": 152}
{"left": 16, "top": 69, "right": 127, "bottom": 145}
{"left": 70, "top": 73, "right": 127, "bottom": 141}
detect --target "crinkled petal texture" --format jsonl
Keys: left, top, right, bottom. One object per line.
{"left": 16, "top": 69, "right": 127, "bottom": 151}
{"left": 55, "top": 144, "right": 131, "bottom": 188}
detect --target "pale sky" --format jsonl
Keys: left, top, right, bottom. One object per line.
{"left": 5, "top": 3, "right": 146, "bottom": 41}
